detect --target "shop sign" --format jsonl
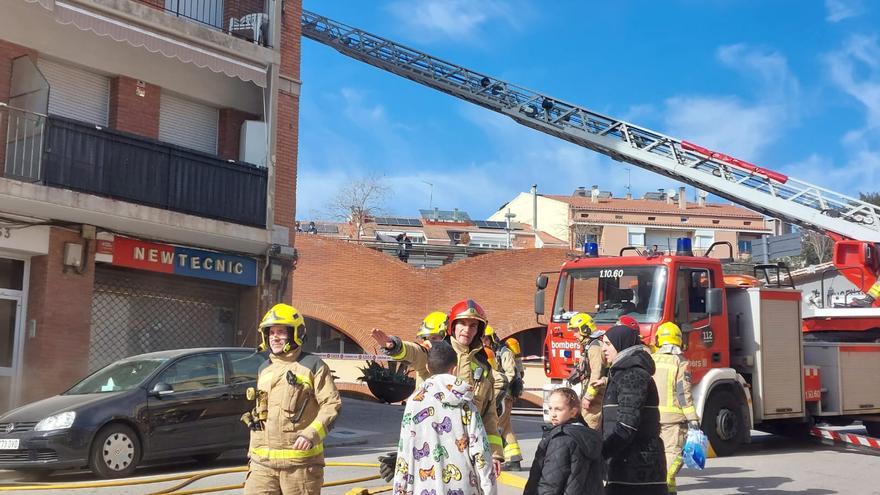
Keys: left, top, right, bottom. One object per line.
{"left": 112, "top": 237, "right": 257, "bottom": 286}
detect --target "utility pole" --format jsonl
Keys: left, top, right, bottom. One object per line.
{"left": 422, "top": 180, "right": 434, "bottom": 210}
{"left": 504, "top": 209, "right": 517, "bottom": 249}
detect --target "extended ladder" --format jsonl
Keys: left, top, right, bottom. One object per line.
{"left": 301, "top": 10, "right": 880, "bottom": 242}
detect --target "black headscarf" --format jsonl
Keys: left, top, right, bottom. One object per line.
{"left": 604, "top": 325, "right": 641, "bottom": 352}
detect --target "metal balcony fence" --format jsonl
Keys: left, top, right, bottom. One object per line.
{"left": 1, "top": 103, "right": 45, "bottom": 183}
{"left": 161, "top": 0, "right": 272, "bottom": 46}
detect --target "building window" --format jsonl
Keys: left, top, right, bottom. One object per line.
{"left": 712, "top": 219, "right": 720, "bottom": 224}
{"left": 615, "top": 215, "right": 624, "bottom": 220}
{"left": 302, "top": 317, "right": 364, "bottom": 354}
{"left": 581, "top": 213, "right": 589, "bottom": 218}
{"left": 680, "top": 217, "right": 688, "bottom": 223}
{"left": 738, "top": 240, "right": 752, "bottom": 254}
{"left": 694, "top": 230, "right": 715, "bottom": 249}
{"left": 744, "top": 221, "right": 752, "bottom": 226}
{"left": 648, "top": 216, "right": 656, "bottom": 221}
{"left": 627, "top": 227, "right": 645, "bottom": 246}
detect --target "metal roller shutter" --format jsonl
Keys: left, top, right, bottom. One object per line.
{"left": 159, "top": 92, "right": 219, "bottom": 155}
{"left": 36, "top": 59, "right": 110, "bottom": 126}
{"left": 88, "top": 266, "right": 240, "bottom": 371}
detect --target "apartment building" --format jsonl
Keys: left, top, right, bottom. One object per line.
{"left": 0, "top": 0, "right": 302, "bottom": 409}
{"left": 491, "top": 186, "right": 772, "bottom": 257}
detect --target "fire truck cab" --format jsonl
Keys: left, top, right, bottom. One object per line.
{"left": 536, "top": 240, "right": 880, "bottom": 456}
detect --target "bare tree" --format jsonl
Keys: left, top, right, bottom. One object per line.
{"left": 570, "top": 223, "right": 603, "bottom": 250}
{"left": 802, "top": 230, "right": 833, "bottom": 264}
{"left": 325, "top": 175, "right": 390, "bottom": 240}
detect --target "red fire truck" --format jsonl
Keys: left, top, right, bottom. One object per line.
{"left": 299, "top": 9, "right": 880, "bottom": 455}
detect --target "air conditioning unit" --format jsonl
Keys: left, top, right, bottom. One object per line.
{"left": 240, "top": 120, "right": 267, "bottom": 167}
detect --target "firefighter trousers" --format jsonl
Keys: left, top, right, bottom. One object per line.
{"left": 660, "top": 422, "right": 688, "bottom": 494}
{"left": 583, "top": 395, "right": 603, "bottom": 432}
{"left": 499, "top": 396, "right": 522, "bottom": 461}
{"left": 244, "top": 461, "right": 323, "bottom": 495}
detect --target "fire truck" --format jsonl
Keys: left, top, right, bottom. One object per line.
{"left": 299, "top": 10, "right": 880, "bottom": 455}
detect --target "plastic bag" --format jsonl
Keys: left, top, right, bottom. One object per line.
{"left": 682, "top": 427, "right": 708, "bottom": 470}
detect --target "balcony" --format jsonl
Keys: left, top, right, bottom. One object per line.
{"left": 1, "top": 104, "right": 267, "bottom": 228}
{"left": 156, "top": 0, "right": 273, "bottom": 47}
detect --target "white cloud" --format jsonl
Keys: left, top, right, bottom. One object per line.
{"left": 661, "top": 44, "right": 799, "bottom": 161}
{"left": 386, "top": 0, "right": 522, "bottom": 43}
{"left": 826, "top": 35, "right": 880, "bottom": 128}
{"left": 825, "top": 0, "right": 864, "bottom": 23}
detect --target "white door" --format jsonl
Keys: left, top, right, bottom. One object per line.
{"left": 159, "top": 92, "right": 219, "bottom": 155}
{"left": 36, "top": 59, "right": 110, "bottom": 126}
{"left": 0, "top": 293, "right": 23, "bottom": 415}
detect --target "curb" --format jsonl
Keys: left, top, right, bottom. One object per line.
{"left": 326, "top": 439, "right": 370, "bottom": 449}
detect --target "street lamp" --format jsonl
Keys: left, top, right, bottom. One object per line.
{"left": 504, "top": 209, "right": 517, "bottom": 249}
{"left": 421, "top": 181, "right": 434, "bottom": 210}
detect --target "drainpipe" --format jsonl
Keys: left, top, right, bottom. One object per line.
{"left": 531, "top": 184, "right": 538, "bottom": 231}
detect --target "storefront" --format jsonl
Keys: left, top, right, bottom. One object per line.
{"left": 89, "top": 235, "right": 258, "bottom": 371}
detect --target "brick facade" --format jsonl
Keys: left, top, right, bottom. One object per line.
{"left": 22, "top": 227, "right": 96, "bottom": 404}
{"left": 287, "top": 235, "right": 568, "bottom": 352}
{"left": 218, "top": 108, "right": 257, "bottom": 161}
{"left": 109, "top": 75, "right": 160, "bottom": 139}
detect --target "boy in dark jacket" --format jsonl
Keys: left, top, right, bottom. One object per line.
{"left": 524, "top": 387, "right": 604, "bottom": 495}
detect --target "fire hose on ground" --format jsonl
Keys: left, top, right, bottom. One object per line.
{"left": 0, "top": 462, "right": 384, "bottom": 493}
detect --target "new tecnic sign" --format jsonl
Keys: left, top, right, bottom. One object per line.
{"left": 111, "top": 237, "right": 257, "bottom": 286}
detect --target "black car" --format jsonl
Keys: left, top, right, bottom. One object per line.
{"left": 0, "top": 347, "right": 267, "bottom": 478}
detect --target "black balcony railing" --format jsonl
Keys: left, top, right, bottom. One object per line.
{"left": 162, "top": 0, "right": 272, "bottom": 47}
{"left": 40, "top": 116, "right": 267, "bottom": 228}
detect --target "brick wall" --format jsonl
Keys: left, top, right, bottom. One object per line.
{"left": 22, "top": 227, "right": 96, "bottom": 404}
{"left": 0, "top": 40, "right": 38, "bottom": 175}
{"left": 109, "top": 76, "right": 160, "bottom": 139}
{"left": 218, "top": 108, "right": 257, "bottom": 161}
{"left": 292, "top": 236, "right": 569, "bottom": 352}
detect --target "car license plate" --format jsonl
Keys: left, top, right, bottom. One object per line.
{"left": 0, "top": 439, "right": 19, "bottom": 449}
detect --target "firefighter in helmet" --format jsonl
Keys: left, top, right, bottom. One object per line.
{"left": 371, "top": 299, "right": 504, "bottom": 475}
{"left": 482, "top": 326, "right": 523, "bottom": 470}
{"left": 382, "top": 311, "right": 448, "bottom": 388}
{"left": 650, "top": 322, "right": 699, "bottom": 495}
{"left": 567, "top": 312, "right": 608, "bottom": 430}
{"left": 243, "top": 304, "right": 342, "bottom": 495}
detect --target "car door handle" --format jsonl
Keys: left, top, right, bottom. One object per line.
{"left": 220, "top": 393, "right": 233, "bottom": 400}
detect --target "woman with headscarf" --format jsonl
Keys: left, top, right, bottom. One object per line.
{"left": 599, "top": 325, "right": 666, "bottom": 494}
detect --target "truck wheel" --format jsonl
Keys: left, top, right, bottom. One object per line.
{"left": 866, "top": 421, "right": 880, "bottom": 438}
{"left": 89, "top": 423, "right": 141, "bottom": 478}
{"left": 703, "top": 390, "right": 742, "bottom": 457}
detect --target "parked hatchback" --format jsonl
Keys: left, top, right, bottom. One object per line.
{"left": 0, "top": 347, "right": 266, "bottom": 478}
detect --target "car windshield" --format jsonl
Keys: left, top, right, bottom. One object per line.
{"left": 65, "top": 357, "right": 169, "bottom": 394}
{"left": 552, "top": 265, "right": 668, "bottom": 324}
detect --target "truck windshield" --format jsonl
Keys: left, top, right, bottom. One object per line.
{"left": 552, "top": 266, "right": 667, "bottom": 324}
{"left": 65, "top": 357, "right": 168, "bottom": 394}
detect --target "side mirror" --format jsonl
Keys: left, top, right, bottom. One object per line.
{"left": 151, "top": 382, "right": 173, "bottom": 397}
{"left": 535, "top": 289, "right": 545, "bottom": 315}
{"left": 536, "top": 274, "right": 548, "bottom": 290}
{"left": 706, "top": 288, "right": 723, "bottom": 315}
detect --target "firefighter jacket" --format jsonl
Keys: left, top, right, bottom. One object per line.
{"left": 386, "top": 338, "right": 431, "bottom": 387}
{"left": 386, "top": 336, "right": 504, "bottom": 461}
{"left": 651, "top": 349, "right": 698, "bottom": 424}
{"left": 572, "top": 338, "right": 607, "bottom": 401}
{"left": 489, "top": 345, "right": 516, "bottom": 402}
{"left": 248, "top": 347, "right": 342, "bottom": 469}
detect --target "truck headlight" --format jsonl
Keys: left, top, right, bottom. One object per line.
{"left": 35, "top": 412, "right": 76, "bottom": 431}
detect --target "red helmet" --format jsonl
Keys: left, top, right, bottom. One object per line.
{"left": 447, "top": 299, "right": 488, "bottom": 337}
{"left": 617, "top": 315, "right": 639, "bottom": 331}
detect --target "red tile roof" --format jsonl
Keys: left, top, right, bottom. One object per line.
{"left": 546, "top": 195, "right": 764, "bottom": 219}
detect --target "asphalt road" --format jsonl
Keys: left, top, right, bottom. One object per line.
{"left": 1, "top": 397, "right": 878, "bottom": 494}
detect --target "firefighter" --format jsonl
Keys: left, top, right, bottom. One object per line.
{"left": 243, "top": 304, "right": 342, "bottom": 495}
{"left": 567, "top": 312, "right": 608, "bottom": 430}
{"left": 381, "top": 311, "right": 448, "bottom": 387}
{"left": 483, "top": 326, "right": 523, "bottom": 471}
{"left": 851, "top": 282, "right": 880, "bottom": 307}
{"left": 650, "top": 322, "right": 699, "bottom": 495}
{"left": 505, "top": 337, "right": 525, "bottom": 379}
{"left": 371, "top": 299, "right": 504, "bottom": 474}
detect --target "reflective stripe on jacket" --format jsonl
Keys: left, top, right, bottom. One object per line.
{"left": 651, "top": 352, "right": 698, "bottom": 424}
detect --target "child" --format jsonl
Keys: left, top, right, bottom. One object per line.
{"left": 393, "top": 341, "right": 497, "bottom": 495}
{"left": 524, "top": 387, "right": 604, "bottom": 495}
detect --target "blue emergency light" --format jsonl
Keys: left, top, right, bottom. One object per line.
{"left": 563, "top": 350, "right": 572, "bottom": 359}
{"left": 676, "top": 237, "right": 694, "bottom": 256}
{"left": 583, "top": 242, "right": 599, "bottom": 257}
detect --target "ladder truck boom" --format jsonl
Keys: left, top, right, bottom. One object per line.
{"left": 301, "top": 10, "right": 880, "bottom": 295}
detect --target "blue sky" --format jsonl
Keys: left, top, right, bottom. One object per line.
{"left": 297, "top": 0, "right": 880, "bottom": 222}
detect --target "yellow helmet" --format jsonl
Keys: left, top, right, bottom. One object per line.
{"left": 484, "top": 324, "right": 501, "bottom": 344}
{"left": 505, "top": 338, "right": 521, "bottom": 356}
{"left": 568, "top": 313, "right": 597, "bottom": 337}
{"left": 417, "top": 311, "right": 448, "bottom": 340}
{"left": 258, "top": 303, "right": 306, "bottom": 353}
{"left": 656, "top": 321, "right": 683, "bottom": 348}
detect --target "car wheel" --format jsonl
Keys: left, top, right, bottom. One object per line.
{"left": 192, "top": 452, "right": 222, "bottom": 464}
{"left": 89, "top": 423, "right": 140, "bottom": 478}
{"left": 702, "top": 389, "right": 742, "bottom": 457}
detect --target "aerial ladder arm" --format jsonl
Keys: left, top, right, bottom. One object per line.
{"left": 301, "top": 10, "right": 880, "bottom": 299}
